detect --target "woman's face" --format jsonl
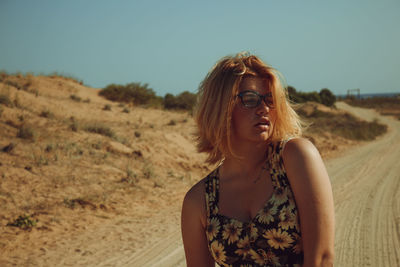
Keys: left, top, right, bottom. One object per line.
{"left": 231, "top": 76, "right": 276, "bottom": 145}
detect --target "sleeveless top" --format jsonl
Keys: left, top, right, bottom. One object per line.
{"left": 204, "top": 140, "right": 304, "bottom": 267}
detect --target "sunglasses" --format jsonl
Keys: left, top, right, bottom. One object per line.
{"left": 236, "top": 90, "right": 274, "bottom": 108}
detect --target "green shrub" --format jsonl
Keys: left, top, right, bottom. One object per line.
{"left": 7, "top": 214, "right": 37, "bottom": 229}
{"left": 84, "top": 123, "right": 115, "bottom": 138}
{"left": 288, "top": 86, "right": 336, "bottom": 107}
{"left": 103, "top": 104, "right": 112, "bottom": 111}
{"left": 99, "top": 82, "right": 163, "bottom": 107}
{"left": 40, "top": 109, "right": 54, "bottom": 118}
{"left": 70, "top": 94, "right": 81, "bottom": 102}
{"left": 319, "top": 88, "right": 336, "bottom": 107}
{"left": 122, "top": 107, "right": 130, "bottom": 113}
{"left": 164, "top": 91, "right": 197, "bottom": 111}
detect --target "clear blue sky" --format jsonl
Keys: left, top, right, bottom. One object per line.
{"left": 1, "top": 0, "right": 399, "bottom": 96}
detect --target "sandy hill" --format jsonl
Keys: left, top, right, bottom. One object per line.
{"left": 0, "top": 75, "right": 359, "bottom": 266}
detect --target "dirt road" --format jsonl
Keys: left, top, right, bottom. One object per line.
{"left": 129, "top": 102, "right": 400, "bottom": 267}
{"left": 328, "top": 102, "right": 400, "bottom": 267}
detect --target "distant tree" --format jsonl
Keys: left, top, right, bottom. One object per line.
{"left": 319, "top": 88, "right": 336, "bottom": 107}
{"left": 164, "top": 91, "right": 197, "bottom": 111}
{"left": 305, "top": 91, "right": 321, "bottom": 103}
{"left": 287, "top": 86, "right": 301, "bottom": 103}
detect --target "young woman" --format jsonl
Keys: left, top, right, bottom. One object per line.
{"left": 181, "top": 53, "right": 334, "bottom": 266}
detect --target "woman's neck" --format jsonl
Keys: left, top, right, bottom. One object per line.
{"left": 220, "top": 141, "right": 270, "bottom": 180}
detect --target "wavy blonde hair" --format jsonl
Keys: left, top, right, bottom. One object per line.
{"left": 195, "top": 53, "right": 302, "bottom": 164}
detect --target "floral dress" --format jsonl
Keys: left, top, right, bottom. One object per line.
{"left": 205, "top": 141, "right": 304, "bottom": 267}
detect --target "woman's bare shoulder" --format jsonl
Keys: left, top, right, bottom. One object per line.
{"left": 182, "top": 174, "right": 211, "bottom": 226}
{"left": 184, "top": 176, "right": 208, "bottom": 206}
{"left": 282, "top": 137, "right": 320, "bottom": 161}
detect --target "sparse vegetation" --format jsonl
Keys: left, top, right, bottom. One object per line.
{"left": 120, "top": 168, "right": 138, "bottom": 185}
{"left": 83, "top": 123, "right": 115, "bottom": 138}
{"left": 167, "top": 119, "right": 176, "bottom": 126}
{"left": 63, "top": 197, "right": 96, "bottom": 209}
{"left": 142, "top": 162, "right": 155, "bottom": 179}
{"left": 40, "top": 109, "right": 54, "bottom": 118}
{"left": 345, "top": 96, "right": 400, "bottom": 120}
{"left": 122, "top": 107, "right": 130, "bottom": 113}
{"left": 0, "top": 94, "right": 13, "bottom": 107}
{"left": 134, "top": 131, "right": 141, "bottom": 138}
{"left": 45, "top": 144, "right": 54, "bottom": 152}
{"left": 103, "top": 104, "right": 112, "bottom": 111}
{"left": 47, "top": 72, "right": 84, "bottom": 85}
{"left": 5, "top": 80, "right": 22, "bottom": 90}
{"left": 69, "top": 116, "right": 79, "bottom": 131}
{"left": 100, "top": 82, "right": 163, "bottom": 107}
{"left": 299, "top": 109, "right": 387, "bottom": 141}
{"left": 17, "top": 125, "right": 35, "bottom": 140}
{"left": 2, "top": 142, "right": 15, "bottom": 153}
{"left": 7, "top": 214, "right": 37, "bottom": 229}
{"left": 70, "top": 94, "right": 82, "bottom": 102}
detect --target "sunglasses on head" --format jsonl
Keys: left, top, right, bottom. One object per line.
{"left": 236, "top": 90, "right": 274, "bottom": 109}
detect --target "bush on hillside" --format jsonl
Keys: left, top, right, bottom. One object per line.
{"left": 99, "top": 82, "right": 163, "bottom": 107}
{"left": 298, "top": 109, "right": 387, "bottom": 141}
{"left": 164, "top": 91, "right": 197, "bottom": 111}
{"left": 288, "top": 86, "right": 335, "bottom": 107}
{"left": 0, "top": 94, "right": 13, "bottom": 107}
{"left": 319, "top": 88, "right": 336, "bottom": 107}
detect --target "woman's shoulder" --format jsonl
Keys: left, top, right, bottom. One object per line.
{"left": 183, "top": 176, "right": 208, "bottom": 207}
{"left": 182, "top": 170, "right": 216, "bottom": 225}
{"left": 282, "top": 137, "right": 320, "bottom": 160}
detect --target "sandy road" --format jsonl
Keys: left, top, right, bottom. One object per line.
{"left": 128, "top": 102, "right": 400, "bottom": 267}
{"left": 328, "top": 102, "right": 400, "bottom": 267}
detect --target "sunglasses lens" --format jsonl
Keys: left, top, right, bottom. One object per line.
{"left": 241, "top": 92, "right": 259, "bottom": 107}
{"left": 265, "top": 94, "right": 274, "bottom": 108}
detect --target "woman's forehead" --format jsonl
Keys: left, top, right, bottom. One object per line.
{"left": 239, "top": 76, "right": 269, "bottom": 92}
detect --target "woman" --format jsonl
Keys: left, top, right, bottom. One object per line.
{"left": 181, "top": 53, "right": 334, "bottom": 266}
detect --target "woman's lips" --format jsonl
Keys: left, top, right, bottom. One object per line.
{"left": 254, "top": 120, "right": 270, "bottom": 130}
{"left": 254, "top": 120, "right": 270, "bottom": 127}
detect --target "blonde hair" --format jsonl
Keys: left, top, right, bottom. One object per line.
{"left": 195, "top": 52, "right": 302, "bottom": 164}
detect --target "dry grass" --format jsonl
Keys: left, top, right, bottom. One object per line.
{"left": 344, "top": 97, "right": 400, "bottom": 120}
{"left": 299, "top": 108, "right": 388, "bottom": 141}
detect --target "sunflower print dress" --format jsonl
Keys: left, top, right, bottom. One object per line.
{"left": 205, "top": 140, "right": 303, "bottom": 267}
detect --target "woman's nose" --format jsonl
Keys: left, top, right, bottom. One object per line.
{"left": 256, "top": 100, "right": 270, "bottom": 115}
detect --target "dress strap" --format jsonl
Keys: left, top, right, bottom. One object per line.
{"left": 205, "top": 168, "right": 219, "bottom": 218}
{"left": 267, "top": 138, "right": 295, "bottom": 189}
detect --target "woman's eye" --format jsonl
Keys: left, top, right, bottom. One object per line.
{"left": 243, "top": 94, "right": 258, "bottom": 103}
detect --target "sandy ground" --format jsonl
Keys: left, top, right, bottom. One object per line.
{"left": 130, "top": 102, "right": 400, "bottom": 267}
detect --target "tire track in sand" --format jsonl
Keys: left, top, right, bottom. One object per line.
{"left": 329, "top": 102, "right": 400, "bottom": 266}
{"left": 129, "top": 102, "right": 400, "bottom": 266}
